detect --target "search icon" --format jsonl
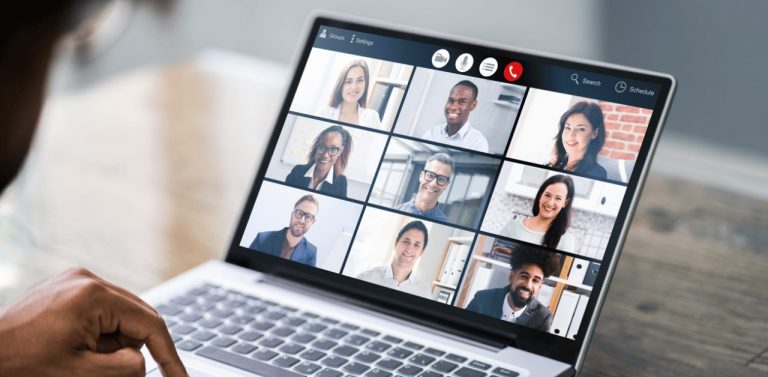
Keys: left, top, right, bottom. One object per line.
{"left": 571, "top": 73, "right": 580, "bottom": 85}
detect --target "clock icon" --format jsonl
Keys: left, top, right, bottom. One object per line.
{"left": 615, "top": 81, "right": 627, "bottom": 93}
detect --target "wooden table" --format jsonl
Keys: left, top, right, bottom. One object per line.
{"left": 1, "top": 52, "right": 766, "bottom": 376}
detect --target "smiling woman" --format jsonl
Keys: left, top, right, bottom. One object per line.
{"left": 500, "top": 174, "right": 576, "bottom": 252}
{"left": 285, "top": 125, "right": 352, "bottom": 198}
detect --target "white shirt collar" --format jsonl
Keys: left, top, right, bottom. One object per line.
{"left": 304, "top": 163, "right": 335, "bottom": 186}
{"left": 385, "top": 264, "right": 414, "bottom": 286}
{"left": 501, "top": 292, "right": 527, "bottom": 322}
{"left": 441, "top": 121, "right": 473, "bottom": 139}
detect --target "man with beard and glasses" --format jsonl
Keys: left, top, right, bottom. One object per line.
{"left": 249, "top": 194, "right": 319, "bottom": 267}
{"left": 420, "top": 80, "right": 489, "bottom": 153}
{"left": 465, "top": 244, "right": 561, "bottom": 331}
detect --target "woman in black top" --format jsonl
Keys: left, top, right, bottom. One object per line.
{"left": 547, "top": 101, "right": 607, "bottom": 179}
{"left": 286, "top": 125, "right": 352, "bottom": 197}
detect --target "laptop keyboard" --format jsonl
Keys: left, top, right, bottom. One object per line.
{"left": 156, "top": 284, "right": 520, "bottom": 377}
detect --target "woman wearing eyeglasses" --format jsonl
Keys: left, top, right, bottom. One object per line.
{"left": 285, "top": 125, "right": 353, "bottom": 197}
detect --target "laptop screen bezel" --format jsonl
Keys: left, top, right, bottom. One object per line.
{"left": 225, "top": 14, "right": 675, "bottom": 366}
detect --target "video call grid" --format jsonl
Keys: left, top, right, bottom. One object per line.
{"left": 241, "top": 41, "right": 657, "bottom": 338}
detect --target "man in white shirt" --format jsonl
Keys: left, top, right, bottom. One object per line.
{"left": 421, "top": 80, "right": 489, "bottom": 153}
{"left": 357, "top": 221, "right": 431, "bottom": 298}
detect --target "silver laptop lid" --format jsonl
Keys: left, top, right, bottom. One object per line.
{"left": 225, "top": 13, "right": 675, "bottom": 371}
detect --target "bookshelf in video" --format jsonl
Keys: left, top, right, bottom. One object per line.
{"left": 239, "top": 29, "right": 655, "bottom": 339}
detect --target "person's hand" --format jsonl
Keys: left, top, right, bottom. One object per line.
{"left": 0, "top": 267, "right": 187, "bottom": 377}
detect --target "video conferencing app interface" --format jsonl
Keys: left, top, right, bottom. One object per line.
{"left": 238, "top": 22, "right": 666, "bottom": 342}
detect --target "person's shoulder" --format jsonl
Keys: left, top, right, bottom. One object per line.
{"left": 301, "top": 237, "right": 318, "bottom": 252}
{"left": 585, "top": 161, "right": 607, "bottom": 179}
{"left": 334, "top": 174, "right": 348, "bottom": 184}
{"left": 360, "top": 108, "right": 381, "bottom": 126}
{"left": 288, "top": 163, "right": 310, "bottom": 176}
{"left": 316, "top": 106, "right": 335, "bottom": 117}
{"left": 358, "top": 266, "right": 385, "bottom": 279}
{"left": 475, "top": 286, "right": 507, "bottom": 299}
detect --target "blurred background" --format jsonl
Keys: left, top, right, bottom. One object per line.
{"left": 2, "top": 1, "right": 766, "bottom": 376}
{"left": 50, "top": 0, "right": 768, "bottom": 195}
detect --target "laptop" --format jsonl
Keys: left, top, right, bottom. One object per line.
{"left": 141, "top": 13, "right": 675, "bottom": 377}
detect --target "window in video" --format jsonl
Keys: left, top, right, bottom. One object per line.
{"left": 240, "top": 181, "right": 363, "bottom": 273}
{"left": 481, "top": 162, "right": 626, "bottom": 259}
{"left": 368, "top": 137, "right": 502, "bottom": 229}
{"left": 455, "top": 235, "right": 594, "bottom": 338}
{"left": 394, "top": 67, "right": 525, "bottom": 155}
{"left": 290, "top": 48, "right": 414, "bottom": 131}
{"left": 506, "top": 89, "right": 653, "bottom": 183}
{"left": 265, "top": 114, "right": 389, "bottom": 201}
{"left": 341, "top": 207, "right": 474, "bottom": 302}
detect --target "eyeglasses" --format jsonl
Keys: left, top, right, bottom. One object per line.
{"left": 316, "top": 145, "right": 341, "bottom": 156}
{"left": 292, "top": 208, "right": 316, "bottom": 222}
{"left": 422, "top": 169, "right": 451, "bottom": 186}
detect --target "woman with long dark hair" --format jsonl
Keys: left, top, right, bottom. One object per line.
{"left": 547, "top": 101, "right": 607, "bottom": 179}
{"left": 500, "top": 174, "right": 575, "bottom": 252}
{"left": 316, "top": 59, "right": 382, "bottom": 128}
{"left": 285, "top": 125, "right": 352, "bottom": 197}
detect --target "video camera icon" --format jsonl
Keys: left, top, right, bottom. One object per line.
{"left": 432, "top": 49, "right": 450, "bottom": 68}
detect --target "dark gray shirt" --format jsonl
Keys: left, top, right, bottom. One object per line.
{"left": 396, "top": 198, "right": 450, "bottom": 222}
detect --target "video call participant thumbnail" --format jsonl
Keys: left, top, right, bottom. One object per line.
{"left": 421, "top": 80, "right": 489, "bottom": 153}
{"left": 316, "top": 59, "right": 382, "bottom": 128}
{"left": 249, "top": 194, "right": 319, "bottom": 267}
{"left": 547, "top": 102, "right": 607, "bottom": 179}
{"left": 357, "top": 220, "right": 431, "bottom": 298}
{"left": 466, "top": 244, "right": 561, "bottom": 331}
{"left": 500, "top": 174, "right": 576, "bottom": 253}
{"left": 285, "top": 125, "right": 352, "bottom": 197}
{"left": 396, "top": 153, "right": 453, "bottom": 222}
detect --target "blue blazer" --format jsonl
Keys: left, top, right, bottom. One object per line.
{"left": 466, "top": 285, "right": 553, "bottom": 331}
{"left": 285, "top": 163, "right": 348, "bottom": 198}
{"left": 249, "top": 227, "right": 317, "bottom": 267}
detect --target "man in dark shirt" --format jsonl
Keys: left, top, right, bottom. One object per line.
{"left": 466, "top": 244, "right": 561, "bottom": 331}
{"left": 250, "top": 194, "right": 319, "bottom": 267}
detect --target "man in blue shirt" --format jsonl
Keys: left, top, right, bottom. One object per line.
{"left": 249, "top": 194, "right": 319, "bottom": 267}
{"left": 396, "top": 153, "right": 453, "bottom": 222}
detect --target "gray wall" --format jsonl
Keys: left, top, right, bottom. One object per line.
{"left": 604, "top": 0, "right": 768, "bottom": 157}
{"left": 53, "top": 0, "right": 603, "bottom": 91}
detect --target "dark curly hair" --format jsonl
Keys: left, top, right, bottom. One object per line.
{"left": 509, "top": 243, "right": 562, "bottom": 277}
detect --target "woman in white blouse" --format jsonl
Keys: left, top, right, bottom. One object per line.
{"left": 317, "top": 59, "right": 382, "bottom": 129}
{"left": 501, "top": 174, "right": 576, "bottom": 253}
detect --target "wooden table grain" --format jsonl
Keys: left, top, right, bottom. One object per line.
{"left": 1, "top": 53, "right": 766, "bottom": 376}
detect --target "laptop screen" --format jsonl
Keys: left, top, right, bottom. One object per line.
{"left": 228, "top": 16, "right": 673, "bottom": 364}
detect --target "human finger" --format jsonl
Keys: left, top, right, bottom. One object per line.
{"left": 78, "top": 347, "right": 146, "bottom": 377}
{"left": 95, "top": 293, "right": 187, "bottom": 377}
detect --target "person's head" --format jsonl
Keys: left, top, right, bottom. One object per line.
{"left": 1, "top": 4, "right": 75, "bottom": 193}
{"left": 507, "top": 244, "right": 561, "bottom": 308}
{"left": 288, "top": 195, "right": 319, "bottom": 238}
{"left": 532, "top": 174, "right": 575, "bottom": 249}
{"left": 329, "top": 60, "right": 370, "bottom": 108}
{"left": 417, "top": 153, "right": 454, "bottom": 205}
{"left": 444, "top": 80, "right": 478, "bottom": 128}
{"left": 552, "top": 101, "right": 606, "bottom": 171}
{"left": 391, "top": 220, "right": 429, "bottom": 271}
{"left": 307, "top": 126, "right": 353, "bottom": 176}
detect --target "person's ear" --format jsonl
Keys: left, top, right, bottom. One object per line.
{"left": 470, "top": 99, "right": 477, "bottom": 111}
